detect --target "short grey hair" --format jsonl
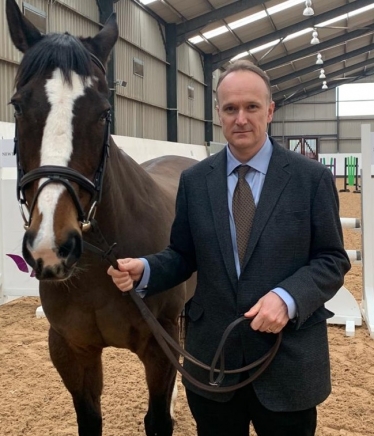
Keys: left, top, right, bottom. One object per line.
{"left": 216, "top": 60, "right": 272, "bottom": 103}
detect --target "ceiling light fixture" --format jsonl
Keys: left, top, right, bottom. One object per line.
{"left": 303, "top": 0, "right": 314, "bottom": 16}
{"left": 311, "top": 29, "right": 320, "bottom": 45}
{"left": 319, "top": 69, "right": 326, "bottom": 79}
{"left": 316, "top": 53, "right": 323, "bottom": 65}
{"left": 322, "top": 81, "right": 328, "bottom": 90}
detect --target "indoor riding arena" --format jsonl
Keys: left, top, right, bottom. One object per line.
{"left": 0, "top": 180, "right": 373, "bottom": 436}
{"left": 1, "top": 1, "right": 374, "bottom": 436}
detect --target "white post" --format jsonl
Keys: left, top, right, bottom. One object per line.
{"left": 340, "top": 217, "right": 361, "bottom": 230}
{"left": 361, "top": 124, "right": 374, "bottom": 338}
{"left": 345, "top": 250, "right": 362, "bottom": 265}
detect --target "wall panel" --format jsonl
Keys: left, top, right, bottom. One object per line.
{"left": 56, "top": 0, "right": 99, "bottom": 22}
{"left": 115, "top": 40, "right": 167, "bottom": 108}
{"left": 177, "top": 44, "right": 204, "bottom": 83}
{"left": 143, "top": 105, "right": 167, "bottom": 140}
{"left": 49, "top": 3, "right": 99, "bottom": 37}
{"left": 0, "top": 61, "right": 18, "bottom": 123}
{"left": 177, "top": 74, "right": 204, "bottom": 120}
{"left": 178, "top": 115, "right": 204, "bottom": 145}
{"left": 115, "top": 0, "right": 165, "bottom": 61}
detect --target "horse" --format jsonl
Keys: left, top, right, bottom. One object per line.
{"left": 6, "top": 1, "right": 197, "bottom": 435}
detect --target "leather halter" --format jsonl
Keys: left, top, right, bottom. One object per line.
{"left": 13, "top": 54, "right": 111, "bottom": 232}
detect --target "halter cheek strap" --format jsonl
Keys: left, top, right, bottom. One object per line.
{"left": 14, "top": 110, "right": 111, "bottom": 231}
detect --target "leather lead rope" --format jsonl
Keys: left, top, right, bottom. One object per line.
{"left": 83, "top": 220, "right": 282, "bottom": 393}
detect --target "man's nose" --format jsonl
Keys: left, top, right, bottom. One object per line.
{"left": 235, "top": 110, "right": 247, "bottom": 125}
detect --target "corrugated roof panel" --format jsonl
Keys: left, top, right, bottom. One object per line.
{"left": 207, "top": 33, "right": 243, "bottom": 52}
{"left": 269, "top": 63, "right": 299, "bottom": 79}
{"left": 253, "top": 43, "right": 287, "bottom": 64}
{"left": 142, "top": 2, "right": 178, "bottom": 23}
{"left": 346, "top": 35, "right": 373, "bottom": 51}
{"left": 221, "top": 4, "right": 266, "bottom": 24}
{"left": 171, "top": 0, "right": 211, "bottom": 19}
{"left": 233, "top": 20, "right": 277, "bottom": 43}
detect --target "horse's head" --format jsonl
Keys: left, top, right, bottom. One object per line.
{"left": 6, "top": 0, "right": 118, "bottom": 280}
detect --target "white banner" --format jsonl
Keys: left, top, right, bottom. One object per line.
{"left": 0, "top": 139, "right": 16, "bottom": 168}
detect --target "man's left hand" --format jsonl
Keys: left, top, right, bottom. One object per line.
{"left": 244, "top": 291, "right": 289, "bottom": 334}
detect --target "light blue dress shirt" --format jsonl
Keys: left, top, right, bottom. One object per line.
{"left": 136, "top": 135, "right": 296, "bottom": 319}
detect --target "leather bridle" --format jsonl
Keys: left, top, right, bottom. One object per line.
{"left": 14, "top": 53, "right": 111, "bottom": 232}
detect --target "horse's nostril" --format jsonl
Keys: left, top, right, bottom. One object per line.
{"left": 22, "top": 230, "right": 37, "bottom": 270}
{"left": 59, "top": 239, "right": 74, "bottom": 258}
{"left": 58, "top": 232, "right": 82, "bottom": 266}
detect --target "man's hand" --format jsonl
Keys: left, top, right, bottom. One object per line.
{"left": 244, "top": 291, "right": 289, "bottom": 334}
{"left": 107, "top": 258, "right": 145, "bottom": 292}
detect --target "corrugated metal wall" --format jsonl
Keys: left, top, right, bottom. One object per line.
{"left": 0, "top": 0, "right": 99, "bottom": 123}
{"left": 1, "top": 0, "right": 206, "bottom": 144}
{"left": 1, "top": 1, "right": 372, "bottom": 149}
{"left": 178, "top": 115, "right": 205, "bottom": 145}
{"left": 55, "top": 0, "right": 99, "bottom": 23}
{"left": 272, "top": 75, "right": 374, "bottom": 154}
{"left": 177, "top": 44, "right": 205, "bottom": 144}
{"left": 48, "top": 1, "right": 99, "bottom": 36}
{"left": 0, "top": 60, "right": 18, "bottom": 122}
{"left": 0, "top": 0, "right": 23, "bottom": 123}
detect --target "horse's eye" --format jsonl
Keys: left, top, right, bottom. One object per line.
{"left": 99, "top": 110, "right": 110, "bottom": 124}
{"left": 10, "top": 101, "right": 23, "bottom": 116}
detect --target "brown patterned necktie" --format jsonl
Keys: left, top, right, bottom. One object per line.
{"left": 232, "top": 165, "right": 256, "bottom": 267}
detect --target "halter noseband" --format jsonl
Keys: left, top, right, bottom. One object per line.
{"left": 14, "top": 53, "right": 111, "bottom": 232}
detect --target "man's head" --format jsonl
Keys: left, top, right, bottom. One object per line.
{"left": 216, "top": 60, "right": 275, "bottom": 162}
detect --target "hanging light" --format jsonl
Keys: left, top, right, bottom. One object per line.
{"left": 303, "top": 0, "right": 314, "bottom": 16}
{"left": 322, "top": 81, "right": 328, "bottom": 90}
{"left": 311, "top": 29, "right": 320, "bottom": 45}
{"left": 316, "top": 53, "right": 323, "bottom": 65}
{"left": 319, "top": 69, "right": 326, "bottom": 79}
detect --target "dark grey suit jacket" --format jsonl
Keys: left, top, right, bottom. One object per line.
{"left": 144, "top": 139, "right": 350, "bottom": 411}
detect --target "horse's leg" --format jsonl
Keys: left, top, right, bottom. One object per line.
{"left": 48, "top": 327, "right": 103, "bottom": 436}
{"left": 140, "top": 320, "right": 179, "bottom": 436}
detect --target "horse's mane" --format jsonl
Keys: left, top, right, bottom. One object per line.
{"left": 15, "top": 33, "right": 93, "bottom": 88}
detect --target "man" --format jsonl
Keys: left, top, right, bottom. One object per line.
{"left": 108, "top": 60, "right": 350, "bottom": 436}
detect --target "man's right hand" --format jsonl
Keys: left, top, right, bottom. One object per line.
{"left": 107, "top": 258, "right": 145, "bottom": 292}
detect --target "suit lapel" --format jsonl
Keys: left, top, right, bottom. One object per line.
{"left": 241, "top": 141, "right": 292, "bottom": 270}
{"left": 206, "top": 149, "right": 238, "bottom": 289}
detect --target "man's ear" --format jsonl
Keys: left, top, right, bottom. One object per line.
{"left": 267, "top": 101, "right": 275, "bottom": 124}
{"left": 216, "top": 105, "right": 222, "bottom": 124}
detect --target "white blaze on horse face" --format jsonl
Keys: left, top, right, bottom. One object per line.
{"left": 29, "top": 69, "right": 92, "bottom": 264}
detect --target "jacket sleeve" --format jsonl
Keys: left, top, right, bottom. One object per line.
{"left": 277, "top": 169, "right": 351, "bottom": 329}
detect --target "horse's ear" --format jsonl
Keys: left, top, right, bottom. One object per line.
{"left": 6, "top": 0, "right": 43, "bottom": 53}
{"left": 89, "top": 13, "right": 119, "bottom": 64}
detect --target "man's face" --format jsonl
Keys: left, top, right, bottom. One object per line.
{"left": 216, "top": 70, "right": 275, "bottom": 162}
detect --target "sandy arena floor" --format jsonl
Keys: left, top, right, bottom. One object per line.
{"left": 0, "top": 178, "right": 373, "bottom": 436}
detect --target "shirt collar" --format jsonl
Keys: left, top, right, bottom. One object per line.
{"left": 226, "top": 134, "right": 273, "bottom": 176}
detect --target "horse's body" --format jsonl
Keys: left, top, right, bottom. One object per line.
{"left": 6, "top": 1, "right": 196, "bottom": 435}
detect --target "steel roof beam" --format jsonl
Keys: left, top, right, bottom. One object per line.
{"left": 272, "top": 57, "right": 374, "bottom": 102}
{"left": 212, "top": 0, "right": 374, "bottom": 68}
{"left": 274, "top": 67, "right": 374, "bottom": 107}
{"left": 260, "top": 24, "right": 374, "bottom": 72}
{"left": 271, "top": 42, "right": 374, "bottom": 86}
{"left": 176, "top": 0, "right": 274, "bottom": 44}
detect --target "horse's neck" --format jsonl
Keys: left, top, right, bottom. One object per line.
{"left": 95, "top": 141, "right": 157, "bottom": 228}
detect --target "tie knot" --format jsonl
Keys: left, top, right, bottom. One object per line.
{"left": 235, "top": 165, "right": 250, "bottom": 179}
